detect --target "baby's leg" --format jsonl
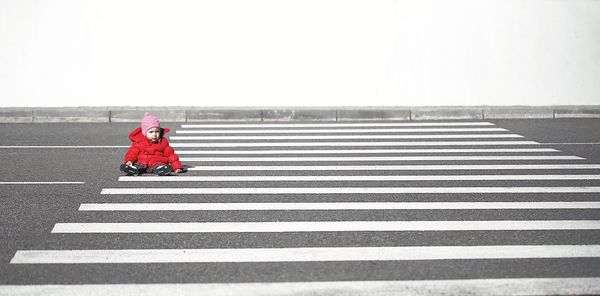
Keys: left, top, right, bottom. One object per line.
{"left": 133, "top": 163, "right": 148, "bottom": 174}
{"left": 148, "top": 163, "right": 173, "bottom": 176}
{"left": 120, "top": 162, "right": 147, "bottom": 176}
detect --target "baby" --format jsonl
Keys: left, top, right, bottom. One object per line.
{"left": 120, "top": 112, "right": 184, "bottom": 176}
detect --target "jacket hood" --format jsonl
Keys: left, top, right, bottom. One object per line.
{"left": 129, "top": 127, "right": 170, "bottom": 142}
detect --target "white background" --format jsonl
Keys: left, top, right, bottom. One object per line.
{"left": 1, "top": 0, "right": 599, "bottom": 107}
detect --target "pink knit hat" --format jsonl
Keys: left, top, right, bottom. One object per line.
{"left": 141, "top": 112, "right": 160, "bottom": 135}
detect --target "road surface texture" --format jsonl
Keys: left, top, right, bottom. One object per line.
{"left": 0, "top": 118, "right": 599, "bottom": 295}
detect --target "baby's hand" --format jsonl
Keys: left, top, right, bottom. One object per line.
{"left": 126, "top": 161, "right": 133, "bottom": 166}
{"left": 174, "top": 169, "right": 184, "bottom": 174}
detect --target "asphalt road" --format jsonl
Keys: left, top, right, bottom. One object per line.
{"left": 0, "top": 119, "right": 599, "bottom": 295}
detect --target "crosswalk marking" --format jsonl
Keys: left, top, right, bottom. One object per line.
{"left": 176, "top": 127, "right": 509, "bottom": 134}
{"left": 118, "top": 174, "right": 600, "bottom": 182}
{"left": 175, "top": 148, "right": 560, "bottom": 154}
{"left": 178, "top": 155, "right": 582, "bottom": 162}
{"left": 186, "top": 164, "right": 600, "bottom": 171}
{"left": 541, "top": 142, "right": 600, "bottom": 145}
{"left": 13, "top": 120, "right": 600, "bottom": 290}
{"left": 51, "top": 221, "right": 600, "bottom": 233}
{"left": 100, "top": 187, "right": 600, "bottom": 195}
{"left": 169, "top": 134, "right": 523, "bottom": 140}
{"left": 171, "top": 141, "right": 540, "bottom": 147}
{"left": 11, "top": 245, "right": 600, "bottom": 264}
{"left": 181, "top": 122, "right": 496, "bottom": 128}
{"left": 2, "top": 278, "right": 600, "bottom": 296}
{"left": 78, "top": 201, "right": 600, "bottom": 211}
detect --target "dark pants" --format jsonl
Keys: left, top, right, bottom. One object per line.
{"left": 132, "top": 162, "right": 166, "bottom": 174}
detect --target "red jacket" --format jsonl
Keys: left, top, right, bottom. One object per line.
{"left": 124, "top": 127, "right": 183, "bottom": 170}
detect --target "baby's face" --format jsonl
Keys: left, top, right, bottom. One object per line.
{"left": 146, "top": 127, "right": 161, "bottom": 142}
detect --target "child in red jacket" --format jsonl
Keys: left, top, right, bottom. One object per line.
{"left": 120, "top": 112, "right": 184, "bottom": 176}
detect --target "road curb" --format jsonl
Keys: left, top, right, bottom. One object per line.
{"left": 411, "top": 108, "right": 483, "bottom": 120}
{"left": 32, "top": 108, "right": 110, "bottom": 123}
{"left": 1, "top": 106, "right": 599, "bottom": 122}
{"left": 0, "top": 109, "right": 33, "bottom": 123}
{"left": 554, "top": 108, "right": 600, "bottom": 119}
{"left": 187, "top": 109, "right": 262, "bottom": 122}
{"left": 262, "top": 109, "right": 337, "bottom": 121}
{"left": 110, "top": 110, "right": 186, "bottom": 122}
{"left": 337, "top": 109, "right": 411, "bottom": 121}
{"left": 483, "top": 107, "right": 555, "bottom": 119}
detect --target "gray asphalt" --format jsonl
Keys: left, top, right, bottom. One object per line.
{"left": 0, "top": 119, "right": 599, "bottom": 285}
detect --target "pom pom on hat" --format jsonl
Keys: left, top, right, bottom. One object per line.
{"left": 141, "top": 112, "right": 160, "bottom": 135}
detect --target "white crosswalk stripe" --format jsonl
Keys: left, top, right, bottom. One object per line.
{"left": 51, "top": 220, "right": 600, "bottom": 233}
{"left": 181, "top": 122, "right": 496, "bottom": 128}
{"left": 178, "top": 155, "right": 582, "bottom": 162}
{"left": 11, "top": 245, "right": 600, "bottom": 263}
{"left": 171, "top": 140, "right": 540, "bottom": 147}
{"left": 100, "top": 187, "right": 600, "bottom": 195}
{"left": 170, "top": 134, "right": 524, "bottom": 140}
{"left": 175, "top": 148, "right": 560, "bottom": 154}
{"left": 13, "top": 120, "right": 600, "bottom": 295}
{"left": 2, "top": 278, "right": 600, "bottom": 296}
{"left": 78, "top": 201, "right": 600, "bottom": 211}
{"left": 118, "top": 174, "right": 600, "bottom": 182}
{"left": 176, "top": 127, "right": 510, "bottom": 134}
{"left": 185, "top": 164, "right": 600, "bottom": 171}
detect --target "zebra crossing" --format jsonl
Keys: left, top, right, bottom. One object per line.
{"left": 6, "top": 120, "right": 600, "bottom": 295}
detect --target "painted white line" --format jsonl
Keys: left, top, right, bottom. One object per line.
{"left": 0, "top": 146, "right": 128, "bottom": 149}
{"left": 176, "top": 127, "right": 509, "bottom": 134}
{"left": 51, "top": 221, "right": 600, "bottom": 233}
{"left": 169, "top": 134, "right": 523, "bottom": 140}
{"left": 11, "top": 245, "right": 600, "bottom": 264}
{"left": 171, "top": 141, "right": 540, "bottom": 147}
{"left": 0, "top": 182, "right": 85, "bottom": 185}
{"left": 181, "top": 122, "right": 496, "bottom": 128}
{"left": 187, "top": 164, "right": 600, "bottom": 171}
{"left": 100, "top": 187, "right": 600, "bottom": 195}
{"left": 79, "top": 201, "right": 600, "bottom": 211}
{"left": 1, "top": 278, "right": 599, "bottom": 296}
{"left": 118, "top": 174, "right": 600, "bottom": 182}
{"left": 179, "top": 155, "right": 582, "bottom": 162}
{"left": 541, "top": 142, "right": 600, "bottom": 145}
{"left": 175, "top": 148, "right": 560, "bottom": 155}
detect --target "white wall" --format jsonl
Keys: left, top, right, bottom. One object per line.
{"left": 1, "top": 0, "right": 599, "bottom": 107}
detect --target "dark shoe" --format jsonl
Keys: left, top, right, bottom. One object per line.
{"left": 120, "top": 163, "right": 139, "bottom": 176}
{"left": 154, "top": 164, "right": 173, "bottom": 176}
